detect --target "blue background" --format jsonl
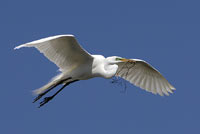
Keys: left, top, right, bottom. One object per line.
{"left": 1, "top": 0, "right": 199, "bottom": 133}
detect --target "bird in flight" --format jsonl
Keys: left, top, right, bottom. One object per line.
{"left": 14, "top": 35, "right": 175, "bottom": 108}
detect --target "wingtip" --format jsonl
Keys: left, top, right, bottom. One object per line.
{"left": 56, "top": 34, "right": 75, "bottom": 38}
{"left": 170, "top": 85, "right": 176, "bottom": 90}
{"left": 14, "top": 46, "right": 19, "bottom": 50}
{"left": 66, "top": 34, "right": 75, "bottom": 37}
{"left": 14, "top": 44, "right": 25, "bottom": 50}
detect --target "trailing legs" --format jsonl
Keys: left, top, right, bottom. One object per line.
{"left": 36, "top": 79, "right": 79, "bottom": 108}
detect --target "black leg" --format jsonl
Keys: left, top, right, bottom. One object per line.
{"left": 33, "top": 77, "right": 72, "bottom": 103}
{"left": 38, "top": 79, "right": 79, "bottom": 108}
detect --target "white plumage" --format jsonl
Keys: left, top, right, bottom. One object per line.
{"left": 116, "top": 59, "right": 175, "bottom": 96}
{"left": 15, "top": 35, "right": 92, "bottom": 72}
{"left": 14, "top": 35, "right": 175, "bottom": 107}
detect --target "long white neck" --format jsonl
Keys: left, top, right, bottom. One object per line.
{"left": 103, "top": 63, "right": 118, "bottom": 78}
{"left": 91, "top": 55, "right": 118, "bottom": 79}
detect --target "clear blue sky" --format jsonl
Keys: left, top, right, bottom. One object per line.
{"left": 1, "top": 0, "right": 199, "bottom": 133}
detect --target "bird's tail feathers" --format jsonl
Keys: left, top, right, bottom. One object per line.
{"left": 32, "top": 73, "right": 64, "bottom": 95}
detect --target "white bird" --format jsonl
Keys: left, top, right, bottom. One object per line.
{"left": 14, "top": 35, "right": 175, "bottom": 107}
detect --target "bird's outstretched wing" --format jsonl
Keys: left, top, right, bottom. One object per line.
{"left": 116, "top": 59, "right": 175, "bottom": 96}
{"left": 14, "top": 35, "right": 93, "bottom": 72}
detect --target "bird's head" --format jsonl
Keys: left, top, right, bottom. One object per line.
{"left": 106, "top": 56, "right": 130, "bottom": 64}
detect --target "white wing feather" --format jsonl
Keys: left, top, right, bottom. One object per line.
{"left": 15, "top": 35, "right": 93, "bottom": 94}
{"left": 116, "top": 59, "right": 175, "bottom": 96}
{"left": 14, "top": 35, "right": 93, "bottom": 72}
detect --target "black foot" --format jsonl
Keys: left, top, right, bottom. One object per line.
{"left": 33, "top": 93, "right": 44, "bottom": 103}
{"left": 38, "top": 96, "right": 54, "bottom": 108}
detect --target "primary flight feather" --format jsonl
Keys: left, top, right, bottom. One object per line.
{"left": 14, "top": 34, "right": 175, "bottom": 107}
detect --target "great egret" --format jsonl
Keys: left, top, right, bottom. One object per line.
{"left": 14, "top": 35, "right": 175, "bottom": 107}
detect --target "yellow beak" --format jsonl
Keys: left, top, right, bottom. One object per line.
{"left": 120, "top": 58, "right": 129, "bottom": 62}
{"left": 120, "top": 58, "right": 136, "bottom": 63}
